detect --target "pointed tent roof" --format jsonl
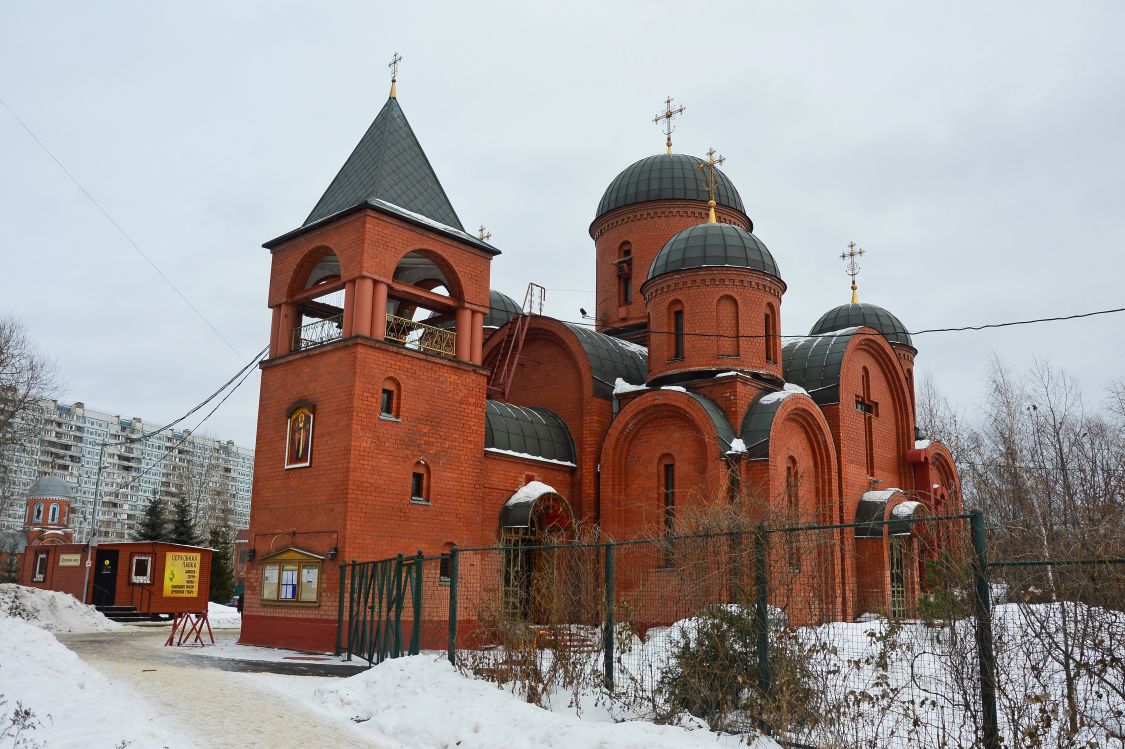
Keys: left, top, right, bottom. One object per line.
{"left": 304, "top": 96, "right": 464, "bottom": 231}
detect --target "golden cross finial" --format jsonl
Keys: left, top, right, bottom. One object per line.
{"left": 477, "top": 225, "right": 492, "bottom": 242}
{"left": 652, "top": 96, "right": 686, "bottom": 155}
{"left": 388, "top": 52, "right": 403, "bottom": 98}
{"left": 840, "top": 241, "right": 866, "bottom": 303}
{"left": 697, "top": 147, "right": 726, "bottom": 223}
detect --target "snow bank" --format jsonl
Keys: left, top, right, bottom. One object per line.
{"left": 0, "top": 583, "right": 121, "bottom": 633}
{"left": 208, "top": 600, "right": 242, "bottom": 630}
{"left": 0, "top": 617, "right": 176, "bottom": 747}
{"left": 313, "top": 655, "right": 779, "bottom": 749}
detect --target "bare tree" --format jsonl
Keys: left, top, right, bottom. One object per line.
{"left": 0, "top": 316, "right": 61, "bottom": 522}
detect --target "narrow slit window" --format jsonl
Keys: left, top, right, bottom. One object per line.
{"left": 672, "top": 310, "right": 684, "bottom": 360}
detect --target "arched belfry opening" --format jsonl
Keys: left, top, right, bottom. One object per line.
{"left": 499, "top": 483, "right": 576, "bottom": 622}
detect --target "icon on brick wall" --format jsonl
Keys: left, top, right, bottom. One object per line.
{"left": 285, "top": 404, "right": 315, "bottom": 469}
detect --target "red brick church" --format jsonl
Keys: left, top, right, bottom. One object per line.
{"left": 241, "top": 80, "right": 962, "bottom": 652}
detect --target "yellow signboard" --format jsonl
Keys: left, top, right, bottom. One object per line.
{"left": 58, "top": 554, "right": 81, "bottom": 567}
{"left": 163, "top": 552, "right": 200, "bottom": 597}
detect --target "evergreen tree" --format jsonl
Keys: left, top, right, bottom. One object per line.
{"left": 207, "top": 522, "right": 235, "bottom": 604}
{"left": 133, "top": 494, "right": 169, "bottom": 541}
{"left": 168, "top": 493, "right": 197, "bottom": 546}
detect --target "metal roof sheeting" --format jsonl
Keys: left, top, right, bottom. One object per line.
{"left": 781, "top": 328, "right": 859, "bottom": 406}
{"left": 646, "top": 223, "right": 781, "bottom": 283}
{"left": 561, "top": 323, "right": 648, "bottom": 399}
{"left": 810, "top": 303, "right": 913, "bottom": 348}
{"left": 595, "top": 153, "right": 745, "bottom": 223}
{"left": 484, "top": 401, "right": 576, "bottom": 464}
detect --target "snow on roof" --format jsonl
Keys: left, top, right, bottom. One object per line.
{"left": 726, "top": 438, "right": 747, "bottom": 455}
{"left": 660, "top": 385, "right": 687, "bottom": 392}
{"left": 485, "top": 448, "right": 577, "bottom": 468}
{"left": 915, "top": 439, "right": 932, "bottom": 449}
{"left": 860, "top": 488, "right": 904, "bottom": 502}
{"left": 507, "top": 480, "right": 559, "bottom": 506}
{"left": 614, "top": 338, "right": 649, "bottom": 356}
{"left": 613, "top": 377, "right": 647, "bottom": 395}
{"left": 891, "top": 501, "right": 922, "bottom": 518}
{"left": 783, "top": 383, "right": 808, "bottom": 395}
{"left": 758, "top": 390, "right": 793, "bottom": 405}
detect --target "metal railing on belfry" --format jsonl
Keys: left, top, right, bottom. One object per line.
{"left": 384, "top": 314, "right": 456, "bottom": 358}
{"left": 291, "top": 315, "right": 344, "bottom": 352}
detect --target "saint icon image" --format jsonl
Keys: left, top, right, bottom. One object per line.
{"left": 285, "top": 406, "right": 314, "bottom": 468}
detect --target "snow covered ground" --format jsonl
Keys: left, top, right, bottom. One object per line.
{"left": 207, "top": 601, "right": 242, "bottom": 629}
{"left": 0, "top": 617, "right": 178, "bottom": 748}
{"left": 0, "top": 582, "right": 121, "bottom": 633}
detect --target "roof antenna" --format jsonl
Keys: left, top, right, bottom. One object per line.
{"left": 653, "top": 96, "right": 685, "bottom": 155}
{"left": 388, "top": 52, "right": 403, "bottom": 98}
{"left": 841, "top": 242, "right": 865, "bottom": 304}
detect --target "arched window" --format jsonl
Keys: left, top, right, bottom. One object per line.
{"left": 380, "top": 377, "right": 402, "bottom": 420}
{"left": 764, "top": 304, "right": 778, "bottom": 364}
{"left": 33, "top": 502, "right": 43, "bottom": 523}
{"left": 717, "top": 296, "right": 739, "bottom": 357}
{"left": 785, "top": 457, "right": 800, "bottom": 570}
{"left": 410, "top": 460, "right": 431, "bottom": 504}
{"left": 669, "top": 302, "right": 685, "bottom": 361}
{"left": 48, "top": 503, "right": 59, "bottom": 524}
{"left": 617, "top": 242, "right": 633, "bottom": 306}
{"left": 659, "top": 454, "right": 675, "bottom": 567}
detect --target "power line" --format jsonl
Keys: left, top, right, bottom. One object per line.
{"left": 0, "top": 95, "right": 244, "bottom": 360}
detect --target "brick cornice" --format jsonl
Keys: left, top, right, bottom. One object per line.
{"left": 590, "top": 201, "right": 749, "bottom": 239}
{"left": 642, "top": 268, "right": 785, "bottom": 302}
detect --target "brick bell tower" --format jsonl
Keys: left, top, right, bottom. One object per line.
{"left": 589, "top": 98, "right": 751, "bottom": 344}
{"left": 241, "top": 70, "right": 499, "bottom": 652}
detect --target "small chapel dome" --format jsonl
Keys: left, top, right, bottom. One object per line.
{"left": 595, "top": 154, "right": 747, "bottom": 224}
{"left": 646, "top": 223, "right": 782, "bottom": 284}
{"left": 25, "top": 475, "right": 74, "bottom": 501}
{"left": 809, "top": 302, "right": 913, "bottom": 348}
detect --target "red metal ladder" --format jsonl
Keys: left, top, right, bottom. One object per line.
{"left": 487, "top": 283, "right": 545, "bottom": 399}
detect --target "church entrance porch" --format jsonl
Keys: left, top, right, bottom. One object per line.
{"left": 499, "top": 485, "right": 576, "bottom": 624}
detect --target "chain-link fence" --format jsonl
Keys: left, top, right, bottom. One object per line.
{"left": 337, "top": 513, "right": 1125, "bottom": 748}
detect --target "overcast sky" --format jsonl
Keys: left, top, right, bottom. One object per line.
{"left": 2, "top": 2, "right": 1122, "bottom": 447}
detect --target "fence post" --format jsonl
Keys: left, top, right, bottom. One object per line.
{"left": 391, "top": 552, "right": 404, "bottom": 660}
{"left": 336, "top": 561, "right": 347, "bottom": 656}
{"left": 346, "top": 560, "right": 356, "bottom": 661}
{"left": 753, "top": 524, "right": 771, "bottom": 696}
{"left": 410, "top": 549, "right": 424, "bottom": 656}
{"left": 603, "top": 541, "right": 616, "bottom": 691}
{"left": 447, "top": 546, "right": 459, "bottom": 667}
{"left": 970, "top": 509, "right": 1000, "bottom": 749}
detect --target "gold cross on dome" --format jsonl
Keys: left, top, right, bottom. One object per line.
{"left": 840, "top": 241, "right": 865, "bottom": 303}
{"left": 388, "top": 52, "right": 403, "bottom": 97}
{"left": 478, "top": 225, "right": 492, "bottom": 242}
{"left": 653, "top": 96, "right": 686, "bottom": 155}
{"left": 697, "top": 147, "right": 726, "bottom": 223}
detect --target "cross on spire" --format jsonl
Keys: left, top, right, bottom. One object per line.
{"left": 697, "top": 147, "right": 726, "bottom": 223}
{"left": 478, "top": 225, "right": 492, "bottom": 242}
{"left": 388, "top": 52, "right": 403, "bottom": 98}
{"left": 840, "top": 241, "right": 865, "bottom": 304}
{"left": 652, "top": 96, "right": 686, "bottom": 155}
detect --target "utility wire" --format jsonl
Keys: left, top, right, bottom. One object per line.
{"left": 0, "top": 95, "right": 244, "bottom": 359}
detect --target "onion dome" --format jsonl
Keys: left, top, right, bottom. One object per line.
{"left": 484, "top": 290, "right": 522, "bottom": 328}
{"left": 24, "top": 476, "right": 74, "bottom": 500}
{"left": 810, "top": 302, "right": 913, "bottom": 348}
{"left": 645, "top": 223, "right": 781, "bottom": 284}
{"left": 595, "top": 154, "right": 747, "bottom": 225}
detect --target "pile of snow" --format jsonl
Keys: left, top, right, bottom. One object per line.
{"left": 208, "top": 600, "right": 242, "bottom": 629}
{"left": 613, "top": 377, "right": 647, "bottom": 395}
{"left": 0, "top": 617, "right": 176, "bottom": 747}
{"left": 508, "top": 480, "right": 558, "bottom": 505}
{"left": 313, "top": 655, "right": 779, "bottom": 749}
{"left": 0, "top": 583, "right": 121, "bottom": 633}
{"left": 726, "top": 437, "right": 747, "bottom": 455}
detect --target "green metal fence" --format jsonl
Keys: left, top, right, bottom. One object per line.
{"left": 337, "top": 514, "right": 1125, "bottom": 748}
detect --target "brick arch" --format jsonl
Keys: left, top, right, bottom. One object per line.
{"left": 481, "top": 319, "right": 600, "bottom": 404}
{"left": 391, "top": 246, "right": 466, "bottom": 302}
{"left": 599, "top": 390, "right": 729, "bottom": 540}
{"left": 286, "top": 245, "right": 346, "bottom": 299}
{"left": 929, "top": 445, "right": 962, "bottom": 515}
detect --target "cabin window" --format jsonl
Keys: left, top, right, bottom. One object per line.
{"left": 131, "top": 554, "right": 153, "bottom": 584}
{"left": 261, "top": 559, "right": 321, "bottom": 604}
{"left": 33, "top": 552, "right": 48, "bottom": 582}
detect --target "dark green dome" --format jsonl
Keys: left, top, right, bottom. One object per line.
{"left": 810, "top": 302, "right": 913, "bottom": 347}
{"left": 595, "top": 154, "right": 747, "bottom": 224}
{"left": 484, "top": 290, "right": 522, "bottom": 328}
{"left": 646, "top": 223, "right": 781, "bottom": 283}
